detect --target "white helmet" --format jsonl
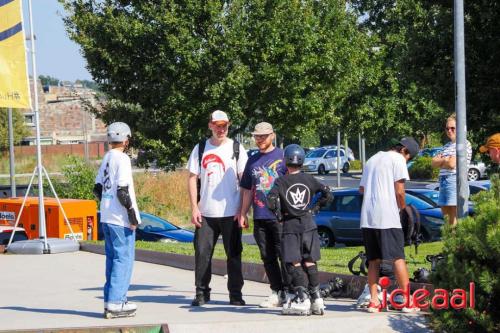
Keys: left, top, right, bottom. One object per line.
{"left": 107, "top": 122, "right": 131, "bottom": 143}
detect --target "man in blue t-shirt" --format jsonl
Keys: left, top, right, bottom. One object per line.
{"left": 239, "top": 122, "right": 288, "bottom": 308}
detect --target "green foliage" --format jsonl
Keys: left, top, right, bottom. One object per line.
{"left": 0, "top": 108, "right": 30, "bottom": 149}
{"left": 39, "top": 75, "right": 60, "bottom": 86}
{"left": 351, "top": 1, "right": 500, "bottom": 144}
{"left": 349, "top": 159, "right": 362, "bottom": 171}
{"left": 51, "top": 156, "right": 97, "bottom": 200}
{"left": 431, "top": 176, "right": 500, "bottom": 332}
{"left": 408, "top": 156, "right": 439, "bottom": 180}
{"left": 60, "top": 0, "right": 371, "bottom": 170}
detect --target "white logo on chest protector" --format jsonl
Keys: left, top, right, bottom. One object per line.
{"left": 285, "top": 184, "right": 310, "bottom": 209}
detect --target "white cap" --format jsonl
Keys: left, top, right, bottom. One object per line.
{"left": 210, "top": 110, "right": 229, "bottom": 124}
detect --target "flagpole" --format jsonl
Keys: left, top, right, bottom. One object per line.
{"left": 27, "top": 0, "right": 48, "bottom": 252}
{"left": 8, "top": 108, "right": 16, "bottom": 197}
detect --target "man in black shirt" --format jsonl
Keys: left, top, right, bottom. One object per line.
{"left": 267, "top": 144, "right": 332, "bottom": 316}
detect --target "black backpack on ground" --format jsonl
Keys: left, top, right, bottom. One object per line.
{"left": 196, "top": 139, "right": 240, "bottom": 202}
{"left": 400, "top": 204, "right": 423, "bottom": 253}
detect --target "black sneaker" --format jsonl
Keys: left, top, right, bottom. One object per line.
{"left": 229, "top": 296, "right": 246, "bottom": 306}
{"left": 191, "top": 294, "right": 208, "bottom": 306}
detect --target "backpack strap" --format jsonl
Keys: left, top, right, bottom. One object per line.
{"left": 198, "top": 139, "right": 207, "bottom": 173}
{"left": 233, "top": 139, "right": 240, "bottom": 179}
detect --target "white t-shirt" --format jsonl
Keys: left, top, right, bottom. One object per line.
{"left": 187, "top": 138, "right": 248, "bottom": 217}
{"left": 95, "top": 149, "right": 141, "bottom": 227}
{"left": 360, "top": 151, "right": 409, "bottom": 229}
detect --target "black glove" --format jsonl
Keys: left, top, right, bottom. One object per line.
{"left": 127, "top": 208, "right": 139, "bottom": 226}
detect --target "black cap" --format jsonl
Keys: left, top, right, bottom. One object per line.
{"left": 399, "top": 137, "right": 419, "bottom": 159}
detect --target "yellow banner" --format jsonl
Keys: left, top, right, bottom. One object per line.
{"left": 0, "top": 0, "right": 31, "bottom": 109}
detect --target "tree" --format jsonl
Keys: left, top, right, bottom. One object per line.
{"left": 0, "top": 108, "right": 30, "bottom": 149}
{"left": 60, "top": 0, "right": 371, "bottom": 169}
{"left": 39, "top": 75, "right": 60, "bottom": 86}
{"left": 350, "top": 0, "right": 500, "bottom": 145}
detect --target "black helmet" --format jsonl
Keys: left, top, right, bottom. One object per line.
{"left": 284, "top": 144, "right": 305, "bottom": 167}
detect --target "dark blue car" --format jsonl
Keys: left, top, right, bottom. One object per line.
{"left": 98, "top": 212, "right": 194, "bottom": 243}
{"left": 314, "top": 188, "right": 445, "bottom": 247}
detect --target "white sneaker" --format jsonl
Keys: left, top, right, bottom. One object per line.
{"left": 107, "top": 301, "right": 137, "bottom": 313}
{"left": 357, "top": 284, "right": 382, "bottom": 308}
{"left": 260, "top": 290, "right": 282, "bottom": 308}
{"left": 311, "top": 297, "right": 325, "bottom": 315}
{"left": 388, "top": 294, "right": 420, "bottom": 313}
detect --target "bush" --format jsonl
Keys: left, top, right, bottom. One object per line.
{"left": 51, "top": 156, "right": 97, "bottom": 200}
{"left": 349, "top": 159, "right": 362, "bottom": 170}
{"left": 430, "top": 175, "right": 500, "bottom": 332}
{"left": 409, "top": 156, "right": 439, "bottom": 180}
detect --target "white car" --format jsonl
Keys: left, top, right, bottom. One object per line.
{"left": 302, "top": 148, "right": 350, "bottom": 174}
{"left": 0, "top": 225, "right": 28, "bottom": 246}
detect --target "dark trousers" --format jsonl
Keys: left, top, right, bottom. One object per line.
{"left": 253, "top": 219, "right": 286, "bottom": 292}
{"left": 194, "top": 216, "right": 243, "bottom": 298}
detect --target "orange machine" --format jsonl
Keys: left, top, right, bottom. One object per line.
{"left": 0, "top": 197, "right": 97, "bottom": 241}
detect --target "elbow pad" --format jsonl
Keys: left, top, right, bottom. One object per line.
{"left": 117, "top": 186, "right": 133, "bottom": 209}
{"left": 93, "top": 183, "right": 103, "bottom": 201}
{"left": 267, "top": 193, "right": 283, "bottom": 221}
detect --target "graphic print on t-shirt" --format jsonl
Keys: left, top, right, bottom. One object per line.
{"left": 202, "top": 153, "right": 226, "bottom": 184}
{"left": 103, "top": 162, "right": 111, "bottom": 191}
{"left": 252, "top": 159, "right": 282, "bottom": 208}
{"left": 285, "top": 183, "right": 310, "bottom": 210}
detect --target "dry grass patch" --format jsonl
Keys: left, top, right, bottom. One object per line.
{"left": 134, "top": 170, "right": 192, "bottom": 228}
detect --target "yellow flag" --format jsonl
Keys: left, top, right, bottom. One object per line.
{"left": 0, "top": 0, "right": 31, "bottom": 109}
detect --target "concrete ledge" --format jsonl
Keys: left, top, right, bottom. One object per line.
{"left": 80, "top": 243, "right": 432, "bottom": 298}
{"left": 17, "top": 324, "right": 170, "bottom": 333}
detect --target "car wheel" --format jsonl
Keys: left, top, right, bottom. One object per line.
{"left": 467, "top": 168, "right": 480, "bottom": 181}
{"left": 342, "top": 162, "right": 350, "bottom": 173}
{"left": 317, "top": 227, "right": 334, "bottom": 248}
{"left": 318, "top": 164, "right": 326, "bottom": 175}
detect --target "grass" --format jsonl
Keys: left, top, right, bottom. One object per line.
{"left": 85, "top": 240, "right": 443, "bottom": 276}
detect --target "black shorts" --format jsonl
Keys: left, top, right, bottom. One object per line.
{"left": 281, "top": 229, "right": 321, "bottom": 263}
{"left": 362, "top": 228, "right": 405, "bottom": 261}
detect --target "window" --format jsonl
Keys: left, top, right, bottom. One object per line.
{"left": 24, "top": 113, "right": 35, "bottom": 127}
{"left": 333, "top": 195, "right": 361, "bottom": 213}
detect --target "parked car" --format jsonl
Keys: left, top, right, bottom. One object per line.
{"left": 98, "top": 212, "right": 194, "bottom": 243}
{"left": 303, "top": 148, "right": 350, "bottom": 174}
{"left": 407, "top": 147, "right": 487, "bottom": 181}
{"left": 314, "top": 188, "right": 445, "bottom": 247}
{"left": 0, "top": 225, "right": 28, "bottom": 245}
{"left": 321, "top": 145, "right": 355, "bottom": 161}
{"left": 406, "top": 188, "right": 475, "bottom": 215}
{"left": 426, "top": 180, "right": 490, "bottom": 196}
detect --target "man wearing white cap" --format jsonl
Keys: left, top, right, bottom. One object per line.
{"left": 187, "top": 110, "right": 248, "bottom": 306}
{"left": 239, "top": 122, "right": 288, "bottom": 308}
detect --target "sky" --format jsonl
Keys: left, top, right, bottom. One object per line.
{"left": 22, "top": 0, "right": 92, "bottom": 82}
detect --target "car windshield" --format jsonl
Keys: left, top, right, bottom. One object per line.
{"left": 139, "top": 214, "right": 178, "bottom": 232}
{"left": 406, "top": 191, "right": 439, "bottom": 208}
{"left": 306, "top": 149, "right": 326, "bottom": 158}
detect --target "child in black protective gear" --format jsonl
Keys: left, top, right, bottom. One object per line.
{"left": 266, "top": 144, "right": 332, "bottom": 316}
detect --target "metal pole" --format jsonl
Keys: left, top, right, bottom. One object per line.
{"left": 358, "top": 133, "right": 362, "bottom": 163}
{"left": 454, "top": 0, "right": 469, "bottom": 218}
{"left": 336, "top": 131, "right": 341, "bottom": 188}
{"left": 8, "top": 108, "right": 16, "bottom": 197}
{"left": 27, "top": 0, "right": 48, "bottom": 251}
{"left": 361, "top": 137, "right": 366, "bottom": 168}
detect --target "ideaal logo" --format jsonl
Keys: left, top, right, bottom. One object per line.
{"left": 379, "top": 276, "right": 475, "bottom": 310}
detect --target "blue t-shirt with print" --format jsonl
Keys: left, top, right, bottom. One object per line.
{"left": 240, "top": 148, "right": 287, "bottom": 220}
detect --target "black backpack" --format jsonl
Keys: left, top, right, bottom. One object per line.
{"left": 196, "top": 139, "right": 240, "bottom": 202}
{"left": 400, "top": 204, "right": 422, "bottom": 253}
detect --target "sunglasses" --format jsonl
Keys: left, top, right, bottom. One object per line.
{"left": 253, "top": 134, "right": 271, "bottom": 140}
{"left": 445, "top": 127, "right": 456, "bottom": 132}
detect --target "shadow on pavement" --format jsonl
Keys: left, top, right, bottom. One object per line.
{"left": 0, "top": 306, "right": 103, "bottom": 318}
{"left": 388, "top": 312, "right": 430, "bottom": 333}
{"left": 80, "top": 284, "right": 170, "bottom": 292}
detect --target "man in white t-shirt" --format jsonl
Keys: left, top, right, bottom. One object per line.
{"left": 359, "top": 137, "right": 419, "bottom": 313}
{"left": 94, "top": 122, "right": 141, "bottom": 319}
{"left": 187, "top": 110, "right": 248, "bottom": 306}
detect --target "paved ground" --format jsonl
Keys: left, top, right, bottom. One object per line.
{"left": 0, "top": 251, "right": 430, "bottom": 333}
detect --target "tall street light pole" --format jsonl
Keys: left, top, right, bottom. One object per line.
{"left": 454, "top": 0, "right": 469, "bottom": 218}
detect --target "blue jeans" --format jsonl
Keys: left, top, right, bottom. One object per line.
{"left": 102, "top": 223, "right": 135, "bottom": 305}
{"left": 438, "top": 174, "right": 457, "bottom": 206}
